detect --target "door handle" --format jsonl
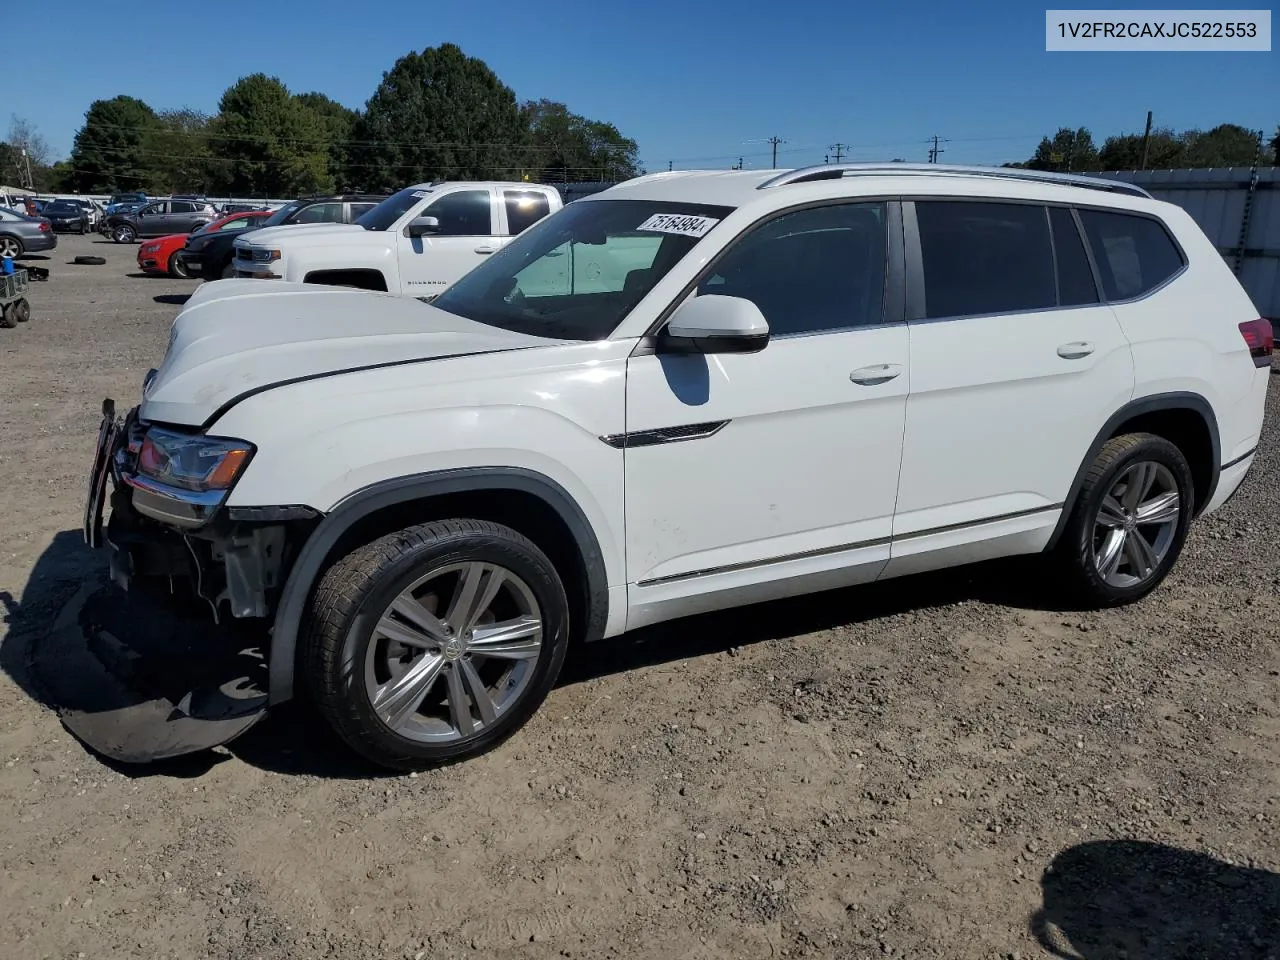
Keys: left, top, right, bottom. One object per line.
{"left": 474, "top": 246, "right": 495, "bottom": 255}
{"left": 1056, "top": 341, "right": 1095, "bottom": 360}
{"left": 849, "top": 363, "right": 903, "bottom": 386}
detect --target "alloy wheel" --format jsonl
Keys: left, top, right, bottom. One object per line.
{"left": 363, "top": 561, "right": 544, "bottom": 743}
{"left": 1091, "top": 460, "right": 1181, "bottom": 588}
{"left": 0, "top": 237, "right": 19, "bottom": 258}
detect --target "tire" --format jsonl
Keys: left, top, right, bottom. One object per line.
{"left": 0, "top": 304, "right": 15, "bottom": 328}
{"left": 220, "top": 261, "right": 235, "bottom": 280}
{"left": 302, "top": 519, "right": 570, "bottom": 771}
{"left": 73, "top": 255, "right": 106, "bottom": 265}
{"left": 1053, "top": 432, "right": 1194, "bottom": 607}
{"left": 78, "top": 222, "right": 87, "bottom": 235}
{"left": 168, "top": 252, "right": 190, "bottom": 279}
{"left": 13, "top": 298, "right": 29, "bottom": 322}
{"left": 112, "top": 224, "right": 136, "bottom": 243}
{"left": 0, "top": 235, "right": 22, "bottom": 259}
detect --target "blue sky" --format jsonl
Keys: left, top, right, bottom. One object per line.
{"left": 11, "top": 0, "right": 1278, "bottom": 170}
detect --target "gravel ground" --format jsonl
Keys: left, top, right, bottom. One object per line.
{"left": 1, "top": 234, "right": 1278, "bottom": 960}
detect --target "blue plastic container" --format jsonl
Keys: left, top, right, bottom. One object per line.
{"left": 1, "top": 256, "right": 13, "bottom": 275}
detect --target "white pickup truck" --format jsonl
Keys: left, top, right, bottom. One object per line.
{"left": 231, "top": 181, "right": 563, "bottom": 298}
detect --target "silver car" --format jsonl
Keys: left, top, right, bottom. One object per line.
{"left": 0, "top": 207, "right": 57, "bottom": 259}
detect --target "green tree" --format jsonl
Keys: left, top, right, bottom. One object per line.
{"left": 0, "top": 141, "right": 17, "bottom": 184}
{"left": 147, "top": 108, "right": 214, "bottom": 193}
{"left": 295, "top": 92, "right": 359, "bottom": 189}
{"left": 522, "top": 99, "right": 640, "bottom": 182}
{"left": 209, "top": 74, "right": 332, "bottom": 197}
{"left": 1027, "top": 127, "right": 1100, "bottom": 172}
{"left": 1271, "top": 126, "right": 1280, "bottom": 164}
{"left": 1181, "top": 123, "right": 1263, "bottom": 167}
{"left": 68, "top": 96, "right": 160, "bottom": 192}
{"left": 1099, "top": 127, "right": 1185, "bottom": 170}
{"left": 349, "top": 43, "right": 528, "bottom": 189}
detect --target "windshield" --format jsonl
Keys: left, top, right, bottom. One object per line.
{"left": 45, "top": 202, "right": 79, "bottom": 212}
{"left": 109, "top": 193, "right": 144, "bottom": 204}
{"left": 430, "top": 199, "right": 735, "bottom": 340}
{"left": 356, "top": 187, "right": 427, "bottom": 232}
{"left": 262, "top": 200, "right": 304, "bottom": 227}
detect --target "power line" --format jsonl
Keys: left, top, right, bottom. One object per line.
{"left": 827, "top": 142, "right": 851, "bottom": 163}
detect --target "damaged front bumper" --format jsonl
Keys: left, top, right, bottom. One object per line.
{"left": 72, "top": 398, "right": 322, "bottom": 762}
{"left": 84, "top": 399, "right": 319, "bottom": 622}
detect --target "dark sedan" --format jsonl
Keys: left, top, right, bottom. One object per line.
{"left": 0, "top": 207, "right": 56, "bottom": 259}
{"left": 39, "top": 200, "right": 91, "bottom": 234}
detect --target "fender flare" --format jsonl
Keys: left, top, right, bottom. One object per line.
{"left": 266, "top": 467, "right": 609, "bottom": 704}
{"left": 1044, "top": 391, "right": 1220, "bottom": 551}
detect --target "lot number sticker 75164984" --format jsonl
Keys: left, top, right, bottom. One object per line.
{"left": 636, "top": 213, "right": 721, "bottom": 238}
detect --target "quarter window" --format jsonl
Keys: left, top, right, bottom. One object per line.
{"left": 504, "top": 191, "right": 552, "bottom": 235}
{"left": 1048, "top": 206, "right": 1099, "bottom": 306}
{"left": 917, "top": 200, "right": 1056, "bottom": 319}
{"left": 424, "top": 190, "right": 493, "bottom": 236}
{"left": 696, "top": 202, "right": 887, "bottom": 336}
{"left": 1077, "top": 209, "right": 1183, "bottom": 300}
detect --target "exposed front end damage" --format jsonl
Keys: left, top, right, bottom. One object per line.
{"left": 74, "top": 399, "right": 320, "bottom": 762}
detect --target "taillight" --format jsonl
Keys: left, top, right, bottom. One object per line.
{"left": 38, "top": 221, "right": 50, "bottom": 232}
{"left": 1239, "top": 318, "right": 1274, "bottom": 368}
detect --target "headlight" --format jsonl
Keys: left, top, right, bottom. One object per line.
{"left": 251, "top": 248, "right": 281, "bottom": 263}
{"left": 136, "top": 427, "right": 254, "bottom": 492}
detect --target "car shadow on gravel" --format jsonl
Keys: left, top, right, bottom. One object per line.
{"left": 153, "top": 294, "right": 192, "bottom": 306}
{"left": 561, "top": 555, "right": 1082, "bottom": 686}
{"left": 2, "top": 531, "right": 1096, "bottom": 780}
{"left": 1032, "top": 839, "right": 1280, "bottom": 959}
{"left": 1, "top": 530, "right": 399, "bottom": 780}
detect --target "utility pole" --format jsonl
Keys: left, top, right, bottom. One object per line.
{"left": 927, "top": 135, "right": 949, "bottom": 164}
{"left": 767, "top": 135, "right": 785, "bottom": 168}
{"left": 21, "top": 147, "right": 33, "bottom": 191}
{"left": 828, "top": 142, "right": 851, "bottom": 163}
{"left": 668, "top": 160, "right": 673, "bottom": 172}
{"left": 1139, "top": 110, "right": 1153, "bottom": 170}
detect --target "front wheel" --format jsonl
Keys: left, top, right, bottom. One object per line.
{"left": 112, "top": 224, "right": 136, "bottom": 243}
{"left": 12, "top": 298, "right": 30, "bottom": 323}
{"left": 168, "top": 252, "right": 190, "bottom": 279}
{"left": 1053, "top": 432, "right": 1194, "bottom": 607}
{"left": 301, "top": 519, "right": 570, "bottom": 771}
{"left": 0, "top": 303, "right": 15, "bottom": 328}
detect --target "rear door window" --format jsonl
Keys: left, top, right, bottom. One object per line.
{"left": 916, "top": 200, "right": 1056, "bottom": 318}
{"left": 1077, "top": 209, "right": 1184, "bottom": 301}
{"left": 503, "top": 191, "right": 552, "bottom": 235}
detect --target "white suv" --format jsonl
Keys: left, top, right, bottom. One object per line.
{"left": 84, "top": 163, "right": 1272, "bottom": 770}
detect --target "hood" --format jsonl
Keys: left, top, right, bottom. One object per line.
{"left": 238, "top": 222, "right": 368, "bottom": 249}
{"left": 140, "top": 279, "right": 566, "bottom": 427}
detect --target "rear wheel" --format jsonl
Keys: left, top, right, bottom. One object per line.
{"left": 13, "top": 298, "right": 29, "bottom": 322}
{"left": 0, "top": 235, "right": 21, "bottom": 259}
{"left": 168, "top": 252, "right": 190, "bottom": 279}
{"left": 302, "top": 519, "right": 570, "bottom": 771}
{"left": 1054, "top": 433, "right": 1194, "bottom": 606}
{"left": 0, "top": 304, "right": 16, "bottom": 328}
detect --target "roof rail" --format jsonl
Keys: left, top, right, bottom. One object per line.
{"left": 756, "top": 162, "right": 1153, "bottom": 199}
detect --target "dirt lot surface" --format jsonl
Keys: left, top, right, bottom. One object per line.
{"left": 1, "top": 234, "right": 1279, "bottom": 960}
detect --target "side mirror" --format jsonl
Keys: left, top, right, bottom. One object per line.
{"left": 405, "top": 215, "right": 441, "bottom": 238}
{"left": 659, "top": 295, "right": 770, "bottom": 355}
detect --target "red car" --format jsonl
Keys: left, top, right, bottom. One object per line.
{"left": 137, "top": 210, "right": 272, "bottom": 278}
